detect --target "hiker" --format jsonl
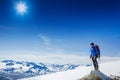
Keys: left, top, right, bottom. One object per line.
{"left": 90, "top": 43, "right": 99, "bottom": 70}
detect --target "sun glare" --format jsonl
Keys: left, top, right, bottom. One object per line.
{"left": 16, "top": 2, "right": 27, "bottom": 15}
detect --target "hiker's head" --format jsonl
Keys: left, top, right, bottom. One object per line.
{"left": 90, "top": 43, "right": 94, "bottom": 47}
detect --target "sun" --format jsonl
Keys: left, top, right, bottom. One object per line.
{"left": 15, "top": 2, "right": 28, "bottom": 15}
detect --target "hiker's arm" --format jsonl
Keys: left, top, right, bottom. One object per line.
{"left": 90, "top": 48, "right": 92, "bottom": 58}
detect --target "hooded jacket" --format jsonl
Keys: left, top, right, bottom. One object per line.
{"left": 90, "top": 46, "right": 99, "bottom": 57}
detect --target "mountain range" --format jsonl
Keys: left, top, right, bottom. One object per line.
{"left": 0, "top": 60, "right": 84, "bottom": 80}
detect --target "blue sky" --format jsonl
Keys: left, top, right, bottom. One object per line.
{"left": 0, "top": 0, "right": 120, "bottom": 64}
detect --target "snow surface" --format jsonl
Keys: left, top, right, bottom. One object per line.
{"left": 19, "top": 60, "right": 120, "bottom": 80}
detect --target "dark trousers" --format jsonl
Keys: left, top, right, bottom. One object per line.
{"left": 92, "top": 56, "right": 99, "bottom": 70}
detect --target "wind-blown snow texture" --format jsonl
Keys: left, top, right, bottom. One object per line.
{"left": 0, "top": 60, "right": 81, "bottom": 80}
{"left": 20, "top": 60, "right": 120, "bottom": 80}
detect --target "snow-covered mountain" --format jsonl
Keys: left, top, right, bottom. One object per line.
{"left": 19, "top": 60, "right": 120, "bottom": 80}
{"left": 0, "top": 60, "right": 81, "bottom": 80}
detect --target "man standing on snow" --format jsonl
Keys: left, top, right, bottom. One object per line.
{"left": 90, "top": 43, "right": 99, "bottom": 70}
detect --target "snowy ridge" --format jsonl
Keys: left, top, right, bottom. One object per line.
{"left": 19, "top": 60, "right": 120, "bottom": 80}
{"left": 0, "top": 60, "right": 81, "bottom": 80}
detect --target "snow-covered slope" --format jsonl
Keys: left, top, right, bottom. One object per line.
{"left": 19, "top": 60, "right": 120, "bottom": 80}
{"left": 99, "top": 60, "right": 120, "bottom": 76}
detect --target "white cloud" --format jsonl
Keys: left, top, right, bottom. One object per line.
{"left": 38, "top": 34, "right": 50, "bottom": 46}
{"left": 38, "top": 34, "right": 64, "bottom": 53}
{"left": 0, "top": 52, "right": 120, "bottom": 65}
{"left": 46, "top": 47, "right": 64, "bottom": 53}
